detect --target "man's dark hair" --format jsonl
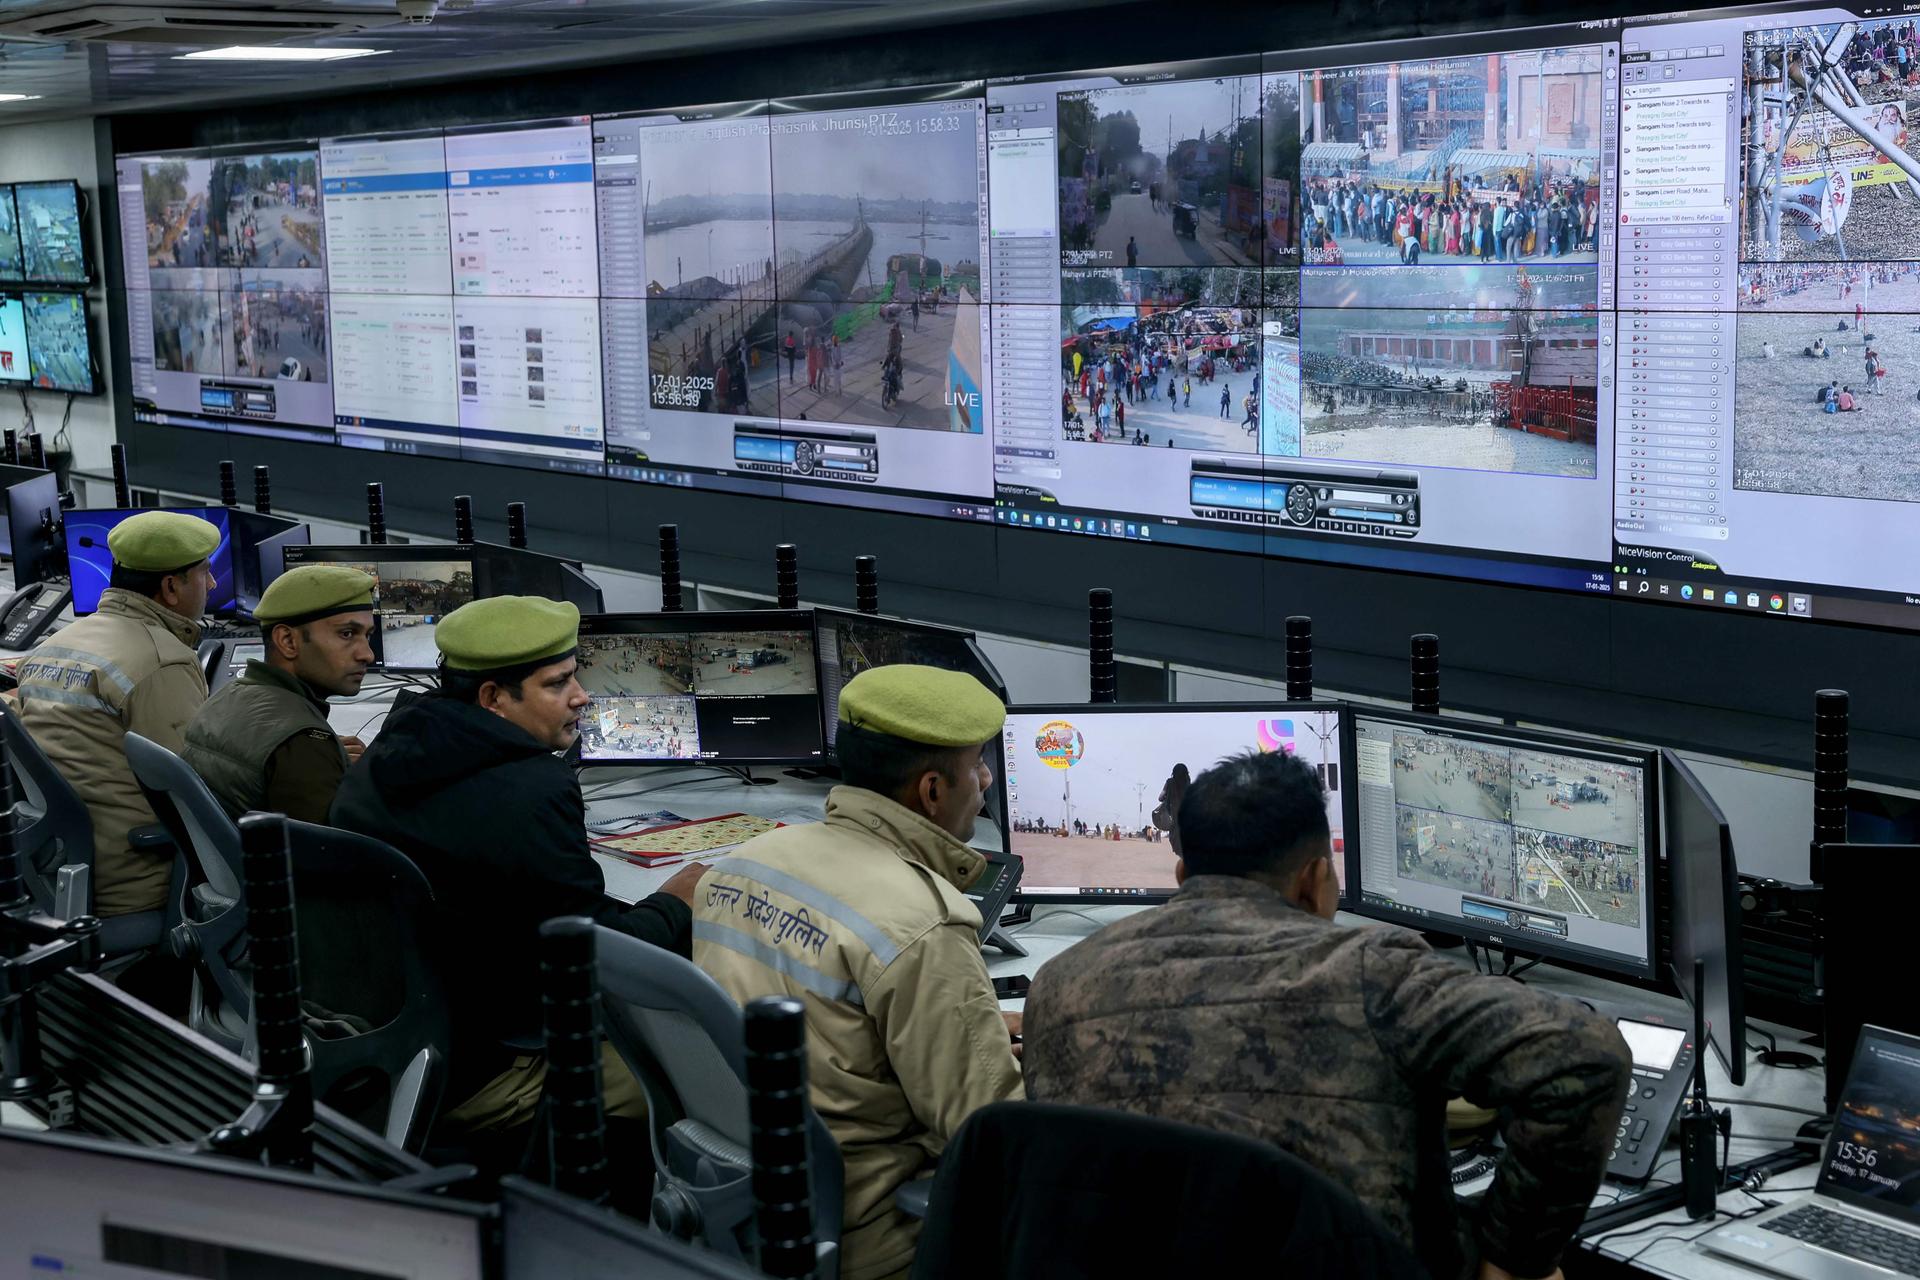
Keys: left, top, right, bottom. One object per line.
{"left": 1176, "top": 749, "right": 1331, "bottom": 881}
{"left": 834, "top": 722, "right": 973, "bottom": 799}
{"left": 109, "top": 559, "right": 200, "bottom": 599}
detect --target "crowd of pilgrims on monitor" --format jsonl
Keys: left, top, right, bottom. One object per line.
{"left": 1011, "top": 815, "right": 1165, "bottom": 841}
{"left": 1300, "top": 172, "right": 1600, "bottom": 265}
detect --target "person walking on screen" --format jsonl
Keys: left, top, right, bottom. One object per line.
{"left": 1127, "top": 235, "right": 1139, "bottom": 268}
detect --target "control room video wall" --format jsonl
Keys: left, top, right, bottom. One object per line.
{"left": 109, "top": 1, "right": 1920, "bottom": 635}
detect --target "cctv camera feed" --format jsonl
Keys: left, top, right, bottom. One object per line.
{"left": 15, "top": 182, "right": 86, "bottom": 285}
{"left": 357, "top": 558, "right": 475, "bottom": 670}
{"left": 24, "top": 292, "right": 95, "bottom": 394}
{"left": 0, "top": 189, "right": 23, "bottom": 281}
{"left": 1351, "top": 714, "right": 1650, "bottom": 973}
{"left": 815, "top": 612, "right": 998, "bottom": 746}
{"left": 1003, "top": 706, "right": 1346, "bottom": 898}
{"left": 116, "top": 151, "right": 334, "bottom": 441}
{"left": 574, "top": 620, "right": 823, "bottom": 764}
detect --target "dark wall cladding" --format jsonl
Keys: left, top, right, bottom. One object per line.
{"left": 103, "top": 0, "right": 1920, "bottom": 785}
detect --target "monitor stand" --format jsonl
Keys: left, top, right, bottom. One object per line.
{"left": 982, "top": 925, "right": 1028, "bottom": 958}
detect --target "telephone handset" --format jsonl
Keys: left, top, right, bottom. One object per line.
{"left": 0, "top": 580, "right": 71, "bottom": 651}
{"left": 198, "top": 639, "right": 227, "bottom": 690}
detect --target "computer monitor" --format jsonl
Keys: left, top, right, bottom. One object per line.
{"left": 279, "top": 543, "right": 478, "bottom": 672}
{"left": 0, "top": 186, "right": 21, "bottom": 282}
{"left": 1002, "top": 702, "right": 1348, "bottom": 903}
{"left": 1347, "top": 711, "right": 1659, "bottom": 980}
{"left": 65, "top": 505, "right": 236, "bottom": 616}
{"left": 575, "top": 610, "right": 825, "bottom": 766}
{"left": 0, "top": 1126, "right": 487, "bottom": 1279}
{"left": 13, "top": 179, "right": 89, "bottom": 287}
{"left": 23, "top": 289, "right": 100, "bottom": 395}
{"left": 501, "top": 1176, "right": 757, "bottom": 1278}
{"left": 813, "top": 607, "right": 1007, "bottom": 748}
{"left": 472, "top": 540, "right": 604, "bottom": 613}
{"left": 1661, "top": 750, "right": 1748, "bottom": 1086}
{"left": 0, "top": 464, "right": 60, "bottom": 586}
{"left": 228, "top": 508, "right": 308, "bottom": 615}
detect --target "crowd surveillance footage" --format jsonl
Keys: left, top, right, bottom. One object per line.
{"left": 104, "top": 1, "right": 1920, "bottom": 630}
{"left": 1003, "top": 708, "right": 1345, "bottom": 897}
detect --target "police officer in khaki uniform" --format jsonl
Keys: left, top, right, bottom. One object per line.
{"left": 14, "top": 511, "right": 219, "bottom": 917}
{"left": 183, "top": 565, "right": 376, "bottom": 824}
{"left": 694, "top": 665, "right": 1023, "bottom": 1280}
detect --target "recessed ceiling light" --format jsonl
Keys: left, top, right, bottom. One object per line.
{"left": 0, "top": 94, "right": 44, "bottom": 103}
{"left": 176, "top": 46, "right": 388, "bottom": 62}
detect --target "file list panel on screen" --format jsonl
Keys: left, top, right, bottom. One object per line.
{"left": 445, "top": 119, "right": 598, "bottom": 299}
{"left": 321, "top": 131, "right": 453, "bottom": 295}
{"left": 1614, "top": 5, "right": 1920, "bottom": 631}
{"left": 595, "top": 92, "right": 997, "bottom": 520}
{"left": 119, "top": 151, "right": 334, "bottom": 443}
{"left": 453, "top": 295, "right": 604, "bottom": 473}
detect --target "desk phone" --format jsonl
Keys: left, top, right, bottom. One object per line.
{"left": 1607, "top": 1015, "right": 1696, "bottom": 1185}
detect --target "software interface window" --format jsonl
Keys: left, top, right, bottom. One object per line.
{"left": 107, "top": 1, "right": 1920, "bottom": 633}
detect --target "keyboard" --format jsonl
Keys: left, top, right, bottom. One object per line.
{"left": 1770, "top": 1203, "right": 1920, "bottom": 1276}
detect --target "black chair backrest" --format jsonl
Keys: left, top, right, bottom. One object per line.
{"left": 908, "top": 1102, "right": 1429, "bottom": 1280}
{"left": 282, "top": 819, "right": 450, "bottom": 1152}
{"left": 0, "top": 701, "right": 94, "bottom": 912}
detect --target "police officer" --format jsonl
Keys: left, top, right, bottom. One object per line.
{"left": 182, "top": 565, "right": 376, "bottom": 823}
{"left": 14, "top": 510, "right": 218, "bottom": 917}
{"left": 331, "top": 595, "right": 703, "bottom": 1135}
{"left": 694, "top": 665, "right": 1022, "bottom": 1280}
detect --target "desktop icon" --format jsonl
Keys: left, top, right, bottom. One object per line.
{"left": 1680, "top": 584, "right": 1694, "bottom": 600}
{"left": 1045, "top": 516, "right": 1056, "bottom": 528}
{"left": 1769, "top": 594, "right": 1784, "bottom": 611}
{"left": 1745, "top": 592, "right": 1760, "bottom": 607}
{"left": 1126, "top": 523, "right": 1138, "bottom": 538}
{"left": 1637, "top": 580, "right": 1651, "bottom": 594}
{"left": 1703, "top": 588, "right": 1716, "bottom": 602}
{"left": 1140, "top": 527, "right": 1151, "bottom": 539}
{"left": 1789, "top": 593, "right": 1811, "bottom": 616}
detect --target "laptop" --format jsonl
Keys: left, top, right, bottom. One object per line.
{"left": 1700, "top": 1025, "right": 1920, "bottom": 1279}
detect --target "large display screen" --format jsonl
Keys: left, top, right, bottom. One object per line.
{"left": 23, "top": 292, "right": 98, "bottom": 394}
{"left": 109, "top": 2, "right": 1920, "bottom": 633}
{"left": 1002, "top": 703, "right": 1347, "bottom": 901}
{"left": 0, "top": 294, "right": 27, "bottom": 384}
{"left": 15, "top": 181, "right": 88, "bottom": 286}
{"left": 1348, "top": 710, "right": 1657, "bottom": 978}
{"left": 0, "top": 189, "right": 23, "bottom": 282}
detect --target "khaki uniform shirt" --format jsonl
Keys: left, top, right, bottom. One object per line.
{"left": 693, "top": 787, "right": 1023, "bottom": 1280}
{"left": 14, "top": 588, "right": 205, "bottom": 915}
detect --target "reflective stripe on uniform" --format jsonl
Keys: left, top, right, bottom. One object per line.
{"left": 694, "top": 919, "right": 866, "bottom": 1007}
{"left": 18, "top": 682, "right": 116, "bottom": 715}
{"left": 724, "top": 856, "right": 902, "bottom": 967}
{"left": 30, "top": 646, "right": 136, "bottom": 697}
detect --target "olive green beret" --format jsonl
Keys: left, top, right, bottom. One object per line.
{"left": 839, "top": 665, "right": 1006, "bottom": 747}
{"left": 255, "top": 565, "right": 376, "bottom": 627}
{"left": 435, "top": 595, "right": 579, "bottom": 673}
{"left": 108, "top": 510, "right": 222, "bottom": 573}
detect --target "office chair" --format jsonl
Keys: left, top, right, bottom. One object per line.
{"left": 2, "top": 704, "right": 169, "bottom": 957}
{"left": 908, "top": 1102, "right": 1429, "bottom": 1280}
{"left": 123, "top": 732, "right": 249, "bottom": 1051}
{"left": 592, "top": 925, "right": 844, "bottom": 1279}
{"left": 280, "top": 819, "right": 450, "bottom": 1153}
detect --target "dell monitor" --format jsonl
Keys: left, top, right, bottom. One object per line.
{"left": 1661, "top": 750, "right": 1748, "bottom": 1086}
{"left": 1002, "top": 702, "right": 1348, "bottom": 903}
{"left": 65, "top": 506, "right": 236, "bottom": 616}
{"left": 575, "top": 610, "right": 825, "bottom": 766}
{"left": 279, "top": 543, "right": 477, "bottom": 672}
{"left": 0, "top": 1126, "right": 487, "bottom": 1279}
{"left": 1347, "top": 710, "right": 1659, "bottom": 980}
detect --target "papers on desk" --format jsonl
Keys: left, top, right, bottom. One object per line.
{"left": 593, "top": 812, "right": 785, "bottom": 868}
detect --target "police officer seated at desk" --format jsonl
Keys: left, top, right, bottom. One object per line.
{"left": 1022, "top": 749, "right": 1633, "bottom": 1280}
{"left": 13, "top": 511, "right": 220, "bottom": 919}
{"left": 183, "top": 565, "right": 377, "bottom": 824}
{"left": 694, "top": 665, "right": 1022, "bottom": 1280}
{"left": 330, "top": 595, "right": 704, "bottom": 1137}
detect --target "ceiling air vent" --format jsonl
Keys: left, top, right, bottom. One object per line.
{"left": 0, "top": 6, "right": 396, "bottom": 45}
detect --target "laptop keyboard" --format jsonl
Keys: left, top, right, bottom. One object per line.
{"left": 1771, "top": 1204, "right": 1920, "bottom": 1276}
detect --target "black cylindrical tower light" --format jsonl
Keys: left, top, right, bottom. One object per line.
{"left": 1089, "top": 588, "right": 1117, "bottom": 704}
{"left": 774, "top": 544, "right": 799, "bottom": 611}
{"left": 854, "top": 556, "right": 879, "bottom": 616}
{"left": 1410, "top": 633, "right": 1440, "bottom": 716}
{"left": 659, "top": 524, "right": 684, "bottom": 613}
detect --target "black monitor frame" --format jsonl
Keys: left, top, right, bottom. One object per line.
{"left": 500, "top": 1176, "right": 757, "bottom": 1278}
{"left": 1004, "top": 699, "right": 1352, "bottom": 906}
{"left": 1345, "top": 708, "right": 1661, "bottom": 982}
{"left": 1659, "top": 749, "right": 1748, "bottom": 1087}
{"left": 0, "top": 185, "right": 21, "bottom": 284}
{"left": 575, "top": 608, "right": 827, "bottom": 768}
{"left": 0, "top": 464, "right": 62, "bottom": 588}
{"left": 228, "top": 508, "right": 307, "bottom": 614}
{"left": 280, "top": 542, "right": 480, "bottom": 673}
{"left": 64, "top": 504, "right": 238, "bottom": 617}
{"left": 472, "top": 538, "right": 605, "bottom": 613}
{"left": 22, "top": 289, "right": 101, "bottom": 395}
{"left": 12, "top": 179, "right": 91, "bottom": 289}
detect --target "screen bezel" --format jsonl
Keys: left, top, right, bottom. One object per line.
{"left": 1660, "top": 748, "right": 1747, "bottom": 1087}
{"left": 2, "top": 467, "right": 61, "bottom": 587}
{"left": 22, "top": 290, "right": 100, "bottom": 395}
{"left": 575, "top": 608, "right": 828, "bottom": 768}
{"left": 12, "top": 179, "right": 90, "bottom": 288}
{"left": 1004, "top": 699, "right": 1353, "bottom": 906}
{"left": 1344, "top": 707, "right": 1660, "bottom": 981}
{"left": 280, "top": 542, "right": 481, "bottom": 673}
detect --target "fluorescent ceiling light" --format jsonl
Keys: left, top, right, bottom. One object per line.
{"left": 0, "top": 94, "right": 44, "bottom": 103}
{"left": 176, "top": 46, "right": 387, "bottom": 62}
